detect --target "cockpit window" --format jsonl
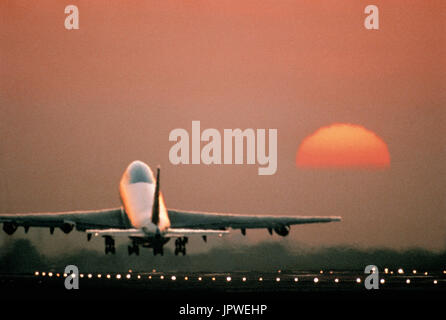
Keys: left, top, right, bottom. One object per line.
{"left": 128, "top": 162, "right": 153, "bottom": 184}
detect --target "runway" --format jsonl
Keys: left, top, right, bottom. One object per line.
{"left": 1, "top": 268, "right": 444, "bottom": 318}
{"left": 1, "top": 268, "right": 445, "bottom": 296}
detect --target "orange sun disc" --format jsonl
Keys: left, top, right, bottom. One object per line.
{"left": 296, "top": 123, "right": 390, "bottom": 168}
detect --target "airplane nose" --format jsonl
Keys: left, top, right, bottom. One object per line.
{"left": 127, "top": 161, "right": 154, "bottom": 184}
{"left": 121, "top": 161, "right": 154, "bottom": 186}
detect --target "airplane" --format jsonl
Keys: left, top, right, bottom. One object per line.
{"left": 0, "top": 160, "right": 341, "bottom": 256}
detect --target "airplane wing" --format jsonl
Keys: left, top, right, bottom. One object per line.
{"left": 85, "top": 228, "right": 145, "bottom": 237}
{"left": 0, "top": 207, "right": 130, "bottom": 233}
{"left": 85, "top": 227, "right": 229, "bottom": 238}
{"left": 168, "top": 209, "right": 341, "bottom": 234}
{"left": 163, "top": 228, "right": 229, "bottom": 237}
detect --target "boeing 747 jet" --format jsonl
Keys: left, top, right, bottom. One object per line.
{"left": 0, "top": 161, "right": 341, "bottom": 256}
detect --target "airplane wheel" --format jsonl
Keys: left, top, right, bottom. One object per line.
{"left": 104, "top": 237, "right": 115, "bottom": 255}
{"left": 153, "top": 246, "right": 164, "bottom": 256}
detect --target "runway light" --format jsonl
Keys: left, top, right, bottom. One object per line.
{"left": 319, "top": 270, "right": 323, "bottom": 274}
{"left": 226, "top": 276, "right": 231, "bottom": 282}
{"left": 97, "top": 274, "right": 102, "bottom": 278}
{"left": 212, "top": 277, "right": 216, "bottom": 281}
{"left": 294, "top": 277, "right": 299, "bottom": 282}
{"left": 406, "top": 279, "right": 411, "bottom": 284}
{"left": 160, "top": 275, "right": 164, "bottom": 280}
{"left": 443, "top": 270, "right": 446, "bottom": 274}
{"left": 384, "top": 268, "right": 389, "bottom": 274}
{"left": 80, "top": 274, "right": 84, "bottom": 278}
{"left": 398, "top": 268, "right": 404, "bottom": 274}
{"left": 126, "top": 274, "right": 131, "bottom": 279}
{"left": 390, "top": 271, "right": 394, "bottom": 275}
{"left": 106, "top": 274, "right": 111, "bottom": 279}
{"left": 42, "top": 272, "right": 46, "bottom": 277}
{"left": 34, "top": 271, "right": 39, "bottom": 276}
{"left": 329, "top": 271, "right": 333, "bottom": 274}
{"left": 148, "top": 275, "right": 152, "bottom": 279}
{"left": 433, "top": 280, "right": 438, "bottom": 284}
{"left": 116, "top": 274, "right": 121, "bottom": 279}
{"left": 259, "top": 277, "right": 263, "bottom": 282}
{"left": 334, "top": 278, "right": 339, "bottom": 283}
{"left": 412, "top": 270, "right": 417, "bottom": 274}
{"left": 171, "top": 276, "right": 176, "bottom": 281}
{"left": 71, "top": 274, "right": 76, "bottom": 279}
{"left": 184, "top": 276, "right": 189, "bottom": 281}
{"left": 48, "top": 272, "right": 53, "bottom": 277}
{"left": 88, "top": 274, "right": 92, "bottom": 279}
{"left": 380, "top": 279, "right": 385, "bottom": 284}
{"left": 313, "top": 277, "right": 319, "bottom": 283}
{"left": 56, "top": 273, "right": 60, "bottom": 277}
{"left": 356, "top": 278, "right": 361, "bottom": 284}
{"left": 424, "top": 272, "right": 428, "bottom": 276}
{"left": 276, "top": 277, "right": 280, "bottom": 282}
{"left": 128, "top": 269, "right": 132, "bottom": 273}
{"left": 198, "top": 277, "right": 202, "bottom": 281}
{"left": 277, "top": 270, "right": 281, "bottom": 274}
{"left": 152, "top": 269, "right": 156, "bottom": 273}
{"left": 137, "top": 275, "right": 141, "bottom": 279}
{"left": 63, "top": 273, "right": 68, "bottom": 278}
{"left": 242, "top": 277, "right": 247, "bottom": 282}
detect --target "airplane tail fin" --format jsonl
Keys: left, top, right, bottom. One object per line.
{"left": 151, "top": 167, "right": 161, "bottom": 225}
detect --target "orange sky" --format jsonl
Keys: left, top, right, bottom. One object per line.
{"left": 0, "top": 0, "right": 445, "bottom": 253}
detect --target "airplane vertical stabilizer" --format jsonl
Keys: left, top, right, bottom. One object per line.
{"left": 151, "top": 167, "right": 160, "bottom": 225}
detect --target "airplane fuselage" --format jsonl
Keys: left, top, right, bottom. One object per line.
{"left": 119, "top": 161, "right": 170, "bottom": 233}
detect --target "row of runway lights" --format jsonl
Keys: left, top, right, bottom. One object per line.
{"left": 33, "top": 269, "right": 444, "bottom": 285}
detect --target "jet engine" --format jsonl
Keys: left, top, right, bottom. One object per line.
{"left": 60, "top": 222, "right": 75, "bottom": 234}
{"left": 3, "top": 222, "right": 18, "bottom": 235}
{"left": 274, "top": 225, "right": 290, "bottom": 237}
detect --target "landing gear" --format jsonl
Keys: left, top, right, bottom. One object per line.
{"left": 128, "top": 240, "right": 140, "bottom": 256}
{"left": 146, "top": 237, "right": 169, "bottom": 256}
{"left": 153, "top": 245, "right": 164, "bottom": 256}
{"left": 174, "top": 237, "right": 188, "bottom": 256}
{"left": 104, "top": 236, "right": 116, "bottom": 255}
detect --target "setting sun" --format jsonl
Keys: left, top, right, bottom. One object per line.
{"left": 297, "top": 123, "right": 390, "bottom": 168}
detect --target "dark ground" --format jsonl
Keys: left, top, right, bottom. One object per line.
{"left": 1, "top": 240, "right": 445, "bottom": 316}
{"left": 0, "top": 270, "right": 444, "bottom": 317}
